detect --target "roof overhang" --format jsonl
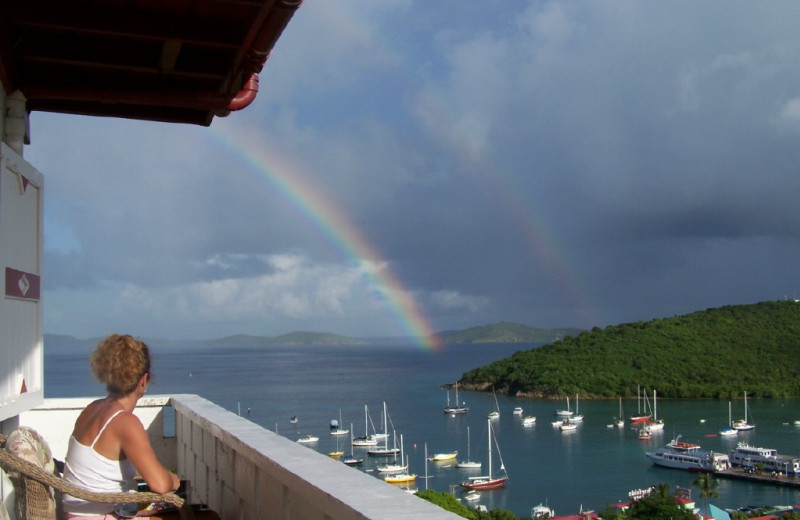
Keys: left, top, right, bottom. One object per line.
{"left": 0, "top": 0, "right": 301, "bottom": 126}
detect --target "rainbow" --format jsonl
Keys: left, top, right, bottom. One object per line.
{"left": 208, "top": 124, "right": 439, "bottom": 349}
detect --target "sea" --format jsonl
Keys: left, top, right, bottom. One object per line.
{"left": 44, "top": 341, "right": 800, "bottom": 519}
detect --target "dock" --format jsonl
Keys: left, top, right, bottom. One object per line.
{"left": 714, "top": 467, "right": 800, "bottom": 488}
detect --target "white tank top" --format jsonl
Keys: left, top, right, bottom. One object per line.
{"left": 62, "top": 409, "right": 138, "bottom": 515}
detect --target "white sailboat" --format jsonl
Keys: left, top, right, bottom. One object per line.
{"left": 570, "top": 393, "right": 584, "bottom": 422}
{"left": 377, "top": 431, "right": 408, "bottom": 473}
{"left": 460, "top": 419, "right": 508, "bottom": 490}
{"left": 720, "top": 401, "right": 738, "bottom": 437}
{"left": 615, "top": 397, "right": 625, "bottom": 428}
{"left": 488, "top": 387, "right": 500, "bottom": 419}
{"left": 646, "top": 389, "right": 664, "bottom": 431}
{"left": 456, "top": 426, "right": 481, "bottom": 469}
{"left": 732, "top": 391, "right": 756, "bottom": 431}
{"left": 368, "top": 402, "right": 399, "bottom": 456}
{"left": 352, "top": 404, "right": 378, "bottom": 446}
{"left": 554, "top": 395, "right": 573, "bottom": 417}
{"left": 372, "top": 400, "right": 389, "bottom": 440}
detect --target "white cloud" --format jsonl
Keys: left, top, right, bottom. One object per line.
{"left": 779, "top": 97, "right": 800, "bottom": 124}
{"left": 428, "top": 290, "right": 488, "bottom": 314}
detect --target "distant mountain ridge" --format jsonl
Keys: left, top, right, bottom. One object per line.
{"left": 204, "top": 332, "right": 365, "bottom": 346}
{"left": 44, "top": 321, "right": 581, "bottom": 348}
{"left": 433, "top": 321, "right": 582, "bottom": 344}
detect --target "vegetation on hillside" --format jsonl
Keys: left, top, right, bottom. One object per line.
{"left": 415, "top": 489, "right": 518, "bottom": 519}
{"left": 459, "top": 301, "right": 800, "bottom": 399}
{"left": 434, "top": 321, "right": 583, "bottom": 344}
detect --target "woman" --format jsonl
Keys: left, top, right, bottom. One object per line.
{"left": 62, "top": 334, "right": 219, "bottom": 519}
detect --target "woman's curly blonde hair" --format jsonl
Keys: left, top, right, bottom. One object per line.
{"left": 90, "top": 334, "right": 151, "bottom": 395}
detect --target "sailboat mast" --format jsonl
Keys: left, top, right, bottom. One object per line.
{"left": 744, "top": 391, "right": 748, "bottom": 423}
{"left": 487, "top": 419, "right": 493, "bottom": 479}
{"left": 637, "top": 384, "right": 641, "bottom": 414}
{"left": 653, "top": 389, "right": 657, "bottom": 421}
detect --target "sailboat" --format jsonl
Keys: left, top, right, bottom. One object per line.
{"left": 460, "top": 419, "right": 508, "bottom": 490}
{"left": 444, "top": 382, "right": 469, "bottom": 414}
{"left": 384, "top": 434, "right": 416, "bottom": 483}
{"left": 646, "top": 389, "right": 664, "bottom": 431}
{"left": 629, "top": 384, "right": 651, "bottom": 424}
{"left": 342, "top": 423, "right": 363, "bottom": 466}
{"left": 615, "top": 397, "right": 625, "bottom": 427}
{"left": 328, "top": 431, "right": 345, "bottom": 458}
{"left": 554, "top": 395, "right": 573, "bottom": 418}
{"left": 377, "top": 431, "right": 408, "bottom": 473}
{"left": 488, "top": 387, "right": 500, "bottom": 419}
{"left": 384, "top": 455, "right": 416, "bottom": 483}
{"left": 368, "top": 402, "right": 400, "bottom": 456}
{"left": 570, "top": 393, "right": 584, "bottom": 422}
{"left": 732, "top": 391, "right": 756, "bottom": 431}
{"left": 720, "top": 401, "right": 738, "bottom": 437}
{"left": 372, "top": 401, "right": 389, "bottom": 440}
{"left": 330, "top": 409, "right": 349, "bottom": 436}
{"left": 352, "top": 405, "right": 378, "bottom": 446}
{"left": 457, "top": 426, "right": 481, "bottom": 469}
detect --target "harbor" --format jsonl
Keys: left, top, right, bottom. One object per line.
{"left": 715, "top": 467, "right": 800, "bottom": 488}
{"left": 44, "top": 342, "right": 800, "bottom": 519}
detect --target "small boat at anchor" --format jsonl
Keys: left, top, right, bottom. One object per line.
{"left": 444, "top": 382, "right": 469, "bottom": 414}
{"left": 732, "top": 391, "right": 756, "bottom": 431}
{"left": 720, "top": 401, "right": 737, "bottom": 437}
{"left": 457, "top": 426, "right": 481, "bottom": 469}
{"left": 460, "top": 419, "right": 508, "bottom": 490}
{"left": 429, "top": 451, "right": 458, "bottom": 462}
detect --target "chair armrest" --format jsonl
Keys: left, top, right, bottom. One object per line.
{"left": 0, "top": 443, "right": 194, "bottom": 520}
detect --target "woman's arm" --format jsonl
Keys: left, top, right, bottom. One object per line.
{"left": 115, "top": 412, "right": 180, "bottom": 494}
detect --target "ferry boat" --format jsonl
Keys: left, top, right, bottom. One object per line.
{"left": 646, "top": 436, "right": 731, "bottom": 472}
{"left": 729, "top": 442, "right": 800, "bottom": 476}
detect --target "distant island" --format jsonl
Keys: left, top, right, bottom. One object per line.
{"left": 432, "top": 321, "right": 582, "bottom": 344}
{"left": 44, "top": 321, "right": 579, "bottom": 348}
{"left": 203, "top": 332, "right": 365, "bottom": 346}
{"left": 458, "top": 300, "right": 800, "bottom": 399}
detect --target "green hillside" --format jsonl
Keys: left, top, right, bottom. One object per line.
{"left": 459, "top": 300, "right": 800, "bottom": 399}
{"left": 434, "top": 321, "right": 582, "bottom": 344}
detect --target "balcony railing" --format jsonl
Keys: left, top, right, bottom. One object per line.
{"left": 9, "top": 394, "right": 460, "bottom": 520}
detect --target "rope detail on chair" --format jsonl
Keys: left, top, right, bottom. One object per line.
{"left": 0, "top": 433, "right": 194, "bottom": 520}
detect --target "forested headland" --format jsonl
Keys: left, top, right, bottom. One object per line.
{"left": 458, "top": 300, "right": 800, "bottom": 399}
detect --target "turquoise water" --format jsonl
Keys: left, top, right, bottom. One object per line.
{"left": 44, "top": 342, "right": 800, "bottom": 518}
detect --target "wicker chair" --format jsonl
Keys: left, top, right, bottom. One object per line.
{"left": 0, "top": 431, "right": 194, "bottom": 520}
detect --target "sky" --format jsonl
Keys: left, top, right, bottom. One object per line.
{"left": 25, "top": 1, "right": 800, "bottom": 343}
